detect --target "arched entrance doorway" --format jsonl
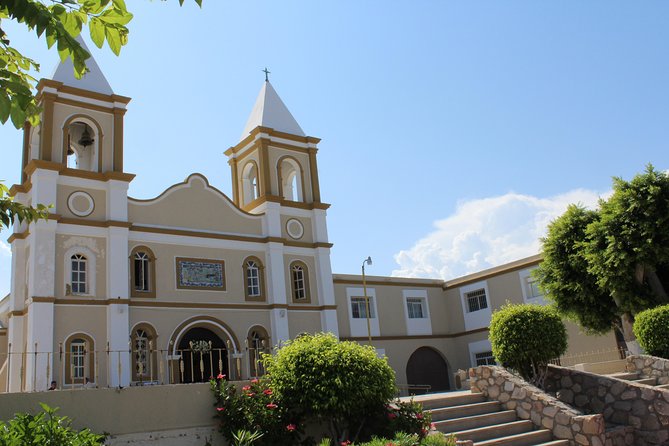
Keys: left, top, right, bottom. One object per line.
{"left": 406, "top": 347, "right": 450, "bottom": 394}
{"left": 177, "top": 327, "right": 227, "bottom": 383}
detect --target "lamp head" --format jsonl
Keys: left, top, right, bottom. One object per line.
{"left": 364, "top": 256, "right": 373, "bottom": 266}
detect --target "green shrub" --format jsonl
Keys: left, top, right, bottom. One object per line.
{"left": 634, "top": 305, "right": 669, "bottom": 358}
{"left": 263, "top": 332, "right": 396, "bottom": 443}
{"left": 489, "top": 303, "right": 568, "bottom": 381}
{"left": 0, "top": 403, "right": 105, "bottom": 445}
{"left": 318, "top": 431, "right": 456, "bottom": 446}
{"left": 210, "top": 375, "right": 301, "bottom": 446}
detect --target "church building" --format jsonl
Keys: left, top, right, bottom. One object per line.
{"left": 0, "top": 45, "right": 618, "bottom": 393}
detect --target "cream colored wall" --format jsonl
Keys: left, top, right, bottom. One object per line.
{"left": 0, "top": 383, "right": 222, "bottom": 436}
{"left": 284, "top": 255, "right": 318, "bottom": 305}
{"left": 53, "top": 305, "right": 108, "bottom": 386}
{"left": 485, "top": 271, "right": 525, "bottom": 309}
{"left": 56, "top": 185, "right": 107, "bottom": 220}
{"left": 55, "top": 235, "right": 107, "bottom": 299}
{"left": 128, "top": 175, "right": 263, "bottom": 235}
{"left": 130, "top": 241, "right": 267, "bottom": 304}
{"left": 564, "top": 321, "right": 618, "bottom": 356}
{"left": 268, "top": 147, "right": 312, "bottom": 202}
{"left": 51, "top": 103, "right": 115, "bottom": 171}
{"left": 287, "top": 311, "right": 323, "bottom": 338}
{"left": 280, "top": 215, "right": 313, "bottom": 243}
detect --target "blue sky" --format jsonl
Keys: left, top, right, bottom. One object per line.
{"left": 1, "top": 1, "right": 669, "bottom": 295}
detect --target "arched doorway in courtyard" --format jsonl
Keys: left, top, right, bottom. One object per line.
{"left": 406, "top": 347, "right": 450, "bottom": 393}
{"left": 171, "top": 317, "right": 239, "bottom": 383}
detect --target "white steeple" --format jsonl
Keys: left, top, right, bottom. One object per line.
{"left": 240, "top": 81, "right": 305, "bottom": 140}
{"left": 51, "top": 36, "right": 114, "bottom": 95}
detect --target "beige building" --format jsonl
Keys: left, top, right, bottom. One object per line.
{"left": 0, "top": 44, "right": 618, "bottom": 394}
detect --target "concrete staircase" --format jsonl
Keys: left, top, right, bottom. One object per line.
{"left": 413, "top": 391, "right": 568, "bottom": 446}
{"left": 606, "top": 371, "right": 669, "bottom": 390}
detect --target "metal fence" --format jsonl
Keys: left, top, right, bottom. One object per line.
{"left": 0, "top": 342, "right": 270, "bottom": 392}
{"left": 549, "top": 346, "right": 627, "bottom": 368}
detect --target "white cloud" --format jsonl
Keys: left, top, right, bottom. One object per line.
{"left": 392, "top": 189, "right": 607, "bottom": 280}
{"left": 0, "top": 241, "right": 10, "bottom": 257}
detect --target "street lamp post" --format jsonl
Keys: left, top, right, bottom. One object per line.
{"left": 362, "top": 256, "right": 373, "bottom": 346}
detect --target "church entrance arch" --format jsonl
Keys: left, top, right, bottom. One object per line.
{"left": 170, "top": 317, "right": 239, "bottom": 384}
{"left": 406, "top": 347, "right": 450, "bottom": 394}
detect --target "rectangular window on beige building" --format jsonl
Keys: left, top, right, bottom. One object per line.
{"left": 466, "top": 288, "right": 488, "bottom": 312}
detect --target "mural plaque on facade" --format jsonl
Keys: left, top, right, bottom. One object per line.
{"left": 176, "top": 257, "right": 226, "bottom": 291}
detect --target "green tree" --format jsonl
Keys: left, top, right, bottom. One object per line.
{"left": 0, "top": 0, "right": 201, "bottom": 230}
{"left": 536, "top": 165, "right": 669, "bottom": 347}
{"left": 488, "top": 303, "right": 567, "bottom": 382}
{"left": 263, "top": 333, "right": 396, "bottom": 444}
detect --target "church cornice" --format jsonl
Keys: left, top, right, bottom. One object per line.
{"left": 37, "top": 79, "right": 131, "bottom": 105}
{"left": 241, "top": 194, "right": 331, "bottom": 212}
{"left": 225, "top": 126, "right": 320, "bottom": 158}
{"left": 12, "top": 160, "right": 136, "bottom": 195}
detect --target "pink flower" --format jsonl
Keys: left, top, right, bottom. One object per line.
{"left": 216, "top": 407, "right": 225, "bottom": 412}
{"left": 430, "top": 422, "right": 436, "bottom": 430}
{"left": 263, "top": 389, "right": 273, "bottom": 395}
{"left": 387, "top": 412, "right": 397, "bottom": 420}
{"left": 266, "top": 403, "right": 278, "bottom": 409}
{"left": 217, "top": 373, "right": 225, "bottom": 379}
{"left": 242, "top": 385, "right": 251, "bottom": 391}
{"left": 246, "top": 392, "right": 255, "bottom": 397}
{"left": 340, "top": 441, "right": 351, "bottom": 446}
{"left": 251, "top": 378, "right": 259, "bottom": 384}
{"left": 286, "top": 424, "right": 296, "bottom": 432}
{"left": 416, "top": 413, "right": 424, "bottom": 419}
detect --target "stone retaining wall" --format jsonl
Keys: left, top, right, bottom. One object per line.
{"left": 544, "top": 364, "right": 669, "bottom": 445}
{"left": 626, "top": 355, "right": 669, "bottom": 384}
{"left": 469, "top": 366, "right": 605, "bottom": 446}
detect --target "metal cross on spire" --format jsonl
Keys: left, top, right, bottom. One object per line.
{"left": 262, "top": 67, "right": 271, "bottom": 82}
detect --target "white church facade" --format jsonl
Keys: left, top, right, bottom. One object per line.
{"left": 0, "top": 48, "right": 619, "bottom": 393}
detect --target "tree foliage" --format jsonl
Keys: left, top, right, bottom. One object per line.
{"left": 633, "top": 305, "right": 669, "bottom": 358}
{"left": 0, "top": 403, "right": 105, "bottom": 445}
{"left": 536, "top": 165, "right": 669, "bottom": 339}
{"left": 0, "top": 0, "right": 201, "bottom": 230}
{"left": 489, "top": 303, "right": 567, "bottom": 381}
{"left": 263, "top": 333, "right": 396, "bottom": 443}
{"left": 1, "top": 0, "right": 201, "bottom": 128}
{"left": 0, "top": 181, "right": 49, "bottom": 229}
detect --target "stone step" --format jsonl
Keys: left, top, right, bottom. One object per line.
{"left": 533, "top": 441, "right": 570, "bottom": 446}
{"left": 606, "top": 372, "right": 639, "bottom": 381}
{"left": 450, "top": 420, "right": 534, "bottom": 443}
{"left": 635, "top": 377, "right": 657, "bottom": 386}
{"left": 429, "top": 401, "right": 502, "bottom": 421}
{"left": 435, "top": 410, "right": 517, "bottom": 433}
{"left": 657, "top": 383, "right": 669, "bottom": 390}
{"left": 410, "top": 391, "right": 486, "bottom": 410}
{"left": 473, "top": 428, "right": 553, "bottom": 446}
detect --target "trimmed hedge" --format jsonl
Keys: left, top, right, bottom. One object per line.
{"left": 489, "top": 303, "right": 568, "bottom": 380}
{"left": 633, "top": 304, "right": 669, "bottom": 358}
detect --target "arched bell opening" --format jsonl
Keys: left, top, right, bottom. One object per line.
{"left": 62, "top": 116, "right": 103, "bottom": 172}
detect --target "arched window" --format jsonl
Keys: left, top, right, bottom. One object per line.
{"left": 70, "top": 254, "right": 87, "bottom": 294}
{"left": 243, "top": 257, "right": 265, "bottom": 301}
{"left": 64, "top": 247, "right": 96, "bottom": 297}
{"left": 247, "top": 327, "right": 270, "bottom": 378}
{"left": 278, "top": 157, "right": 304, "bottom": 202}
{"left": 130, "top": 246, "right": 156, "bottom": 298}
{"left": 64, "top": 333, "right": 95, "bottom": 385}
{"left": 290, "top": 261, "right": 310, "bottom": 303}
{"left": 131, "top": 325, "right": 157, "bottom": 383}
{"left": 241, "top": 161, "right": 260, "bottom": 206}
{"left": 63, "top": 118, "right": 101, "bottom": 172}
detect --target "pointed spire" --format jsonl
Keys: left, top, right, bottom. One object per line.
{"left": 240, "top": 81, "right": 305, "bottom": 141}
{"left": 51, "top": 36, "right": 114, "bottom": 95}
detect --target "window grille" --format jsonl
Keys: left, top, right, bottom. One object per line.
{"left": 466, "top": 288, "right": 488, "bottom": 312}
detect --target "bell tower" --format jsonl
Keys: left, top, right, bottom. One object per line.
{"left": 225, "top": 80, "right": 327, "bottom": 214}
{"left": 7, "top": 37, "right": 133, "bottom": 391}
{"left": 225, "top": 78, "right": 338, "bottom": 341}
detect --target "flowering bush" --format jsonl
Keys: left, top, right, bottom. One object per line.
{"left": 317, "top": 432, "right": 456, "bottom": 446}
{"left": 264, "top": 333, "right": 396, "bottom": 442}
{"left": 210, "top": 374, "right": 302, "bottom": 446}
{"left": 384, "top": 399, "right": 433, "bottom": 439}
